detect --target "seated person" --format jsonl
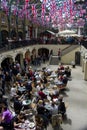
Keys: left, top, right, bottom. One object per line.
{"left": 35, "top": 114, "right": 44, "bottom": 130}
{"left": 38, "top": 89, "right": 47, "bottom": 100}
{"left": 62, "top": 75, "right": 68, "bottom": 85}
{"left": 14, "top": 112, "right": 25, "bottom": 126}
{"left": 36, "top": 81, "right": 44, "bottom": 92}
{"left": 0, "top": 105, "right": 14, "bottom": 129}
{"left": 24, "top": 91, "right": 32, "bottom": 100}
{"left": 0, "top": 94, "right": 8, "bottom": 107}
{"left": 10, "top": 83, "right": 17, "bottom": 99}
{"left": 58, "top": 96, "right": 66, "bottom": 116}
{"left": 58, "top": 74, "right": 63, "bottom": 82}
{"left": 13, "top": 96, "right": 23, "bottom": 114}
{"left": 37, "top": 100, "right": 45, "bottom": 115}
{"left": 51, "top": 101, "right": 58, "bottom": 115}
{"left": 42, "top": 76, "right": 48, "bottom": 84}
{"left": 65, "top": 66, "right": 71, "bottom": 77}
{"left": 25, "top": 82, "right": 32, "bottom": 92}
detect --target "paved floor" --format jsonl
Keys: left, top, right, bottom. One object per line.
{"left": 35, "top": 63, "right": 87, "bottom": 130}
{"left": 6, "top": 62, "right": 87, "bottom": 130}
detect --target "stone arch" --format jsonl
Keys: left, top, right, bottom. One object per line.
{"left": 1, "top": 30, "right": 8, "bottom": 41}
{"left": 25, "top": 49, "right": 30, "bottom": 59}
{"left": 15, "top": 53, "right": 24, "bottom": 68}
{"left": 32, "top": 48, "right": 36, "bottom": 54}
{"left": 31, "top": 48, "right": 37, "bottom": 58}
{"left": 1, "top": 56, "right": 13, "bottom": 70}
{"left": 11, "top": 28, "right": 16, "bottom": 39}
{"left": 24, "top": 49, "right": 31, "bottom": 65}
{"left": 18, "top": 31, "right": 23, "bottom": 39}
{"left": 30, "top": 48, "right": 37, "bottom": 63}
{"left": 38, "top": 48, "right": 49, "bottom": 60}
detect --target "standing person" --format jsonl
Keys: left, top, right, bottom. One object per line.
{"left": 50, "top": 49, "right": 53, "bottom": 56}
{"left": 2, "top": 72, "right": 5, "bottom": 95}
{"left": 5, "top": 72, "right": 12, "bottom": 91}
{"left": 58, "top": 48, "right": 61, "bottom": 61}
{"left": 43, "top": 53, "right": 46, "bottom": 63}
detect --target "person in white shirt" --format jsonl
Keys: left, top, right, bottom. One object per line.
{"left": 51, "top": 101, "right": 58, "bottom": 115}
{"left": 10, "top": 83, "right": 17, "bottom": 98}
{"left": 36, "top": 81, "right": 44, "bottom": 92}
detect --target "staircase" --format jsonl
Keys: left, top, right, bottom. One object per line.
{"left": 49, "top": 45, "right": 79, "bottom": 65}
{"left": 49, "top": 55, "right": 60, "bottom": 65}
{"left": 61, "top": 45, "right": 79, "bottom": 56}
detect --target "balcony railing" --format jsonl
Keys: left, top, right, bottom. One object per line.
{"left": 0, "top": 38, "right": 58, "bottom": 53}
{"left": 0, "top": 37, "right": 87, "bottom": 54}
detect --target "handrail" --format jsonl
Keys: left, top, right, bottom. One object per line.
{"left": 0, "top": 39, "right": 80, "bottom": 54}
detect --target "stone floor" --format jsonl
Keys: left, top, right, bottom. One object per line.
{"left": 35, "top": 62, "right": 87, "bottom": 130}
{"left": 6, "top": 61, "right": 87, "bottom": 130}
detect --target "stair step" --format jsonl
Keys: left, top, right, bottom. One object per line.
{"left": 49, "top": 56, "right": 60, "bottom": 65}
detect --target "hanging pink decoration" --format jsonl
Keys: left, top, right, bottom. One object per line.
{"left": 19, "top": 11, "right": 24, "bottom": 18}
{"left": 51, "top": 1, "right": 56, "bottom": 12}
{"left": 69, "top": 0, "right": 73, "bottom": 17}
{"left": 45, "top": 16, "right": 50, "bottom": 22}
{"left": 25, "top": 0, "right": 29, "bottom": 3}
{"left": 33, "top": 9, "right": 37, "bottom": 19}
{"left": 63, "top": 2, "right": 67, "bottom": 13}
{"left": 59, "top": 8, "right": 62, "bottom": 18}
{"left": 41, "top": 4, "right": 45, "bottom": 15}
{"left": 13, "top": 8, "right": 17, "bottom": 15}
{"left": 43, "top": 0, "right": 47, "bottom": 4}
{"left": 31, "top": 4, "right": 36, "bottom": 15}
{"left": 5, "top": 7, "right": 9, "bottom": 15}
{"left": 26, "top": 10, "right": 29, "bottom": 18}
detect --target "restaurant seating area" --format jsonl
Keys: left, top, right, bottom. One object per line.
{"left": 0, "top": 60, "right": 71, "bottom": 130}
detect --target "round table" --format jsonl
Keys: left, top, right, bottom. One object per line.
{"left": 22, "top": 100, "right": 31, "bottom": 106}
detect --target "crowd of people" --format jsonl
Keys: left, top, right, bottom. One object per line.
{"left": 0, "top": 59, "right": 71, "bottom": 130}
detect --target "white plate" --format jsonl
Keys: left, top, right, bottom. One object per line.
{"left": 29, "top": 122, "right": 35, "bottom": 128}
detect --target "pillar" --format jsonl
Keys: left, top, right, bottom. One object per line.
{"left": 26, "top": 26, "right": 29, "bottom": 40}
{"left": 84, "top": 60, "right": 87, "bottom": 80}
{"left": 82, "top": 58, "right": 85, "bottom": 72}
{"left": 20, "top": 54, "right": 24, "bottom": 69}
{"left": 78, "top": 27, "right": 81, "bottom": 36}
{"left": 32, "top": 28, "right": 35, "bottom": 38}
{"left": 35, "top": 27, "right": 38, "bottom": 38}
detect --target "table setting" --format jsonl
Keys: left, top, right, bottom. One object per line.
{"left": 22, "top": 100, "right": 31, "bottom": 106}
{"left": 16, "top": 120, "right": 36, "bottom": 130}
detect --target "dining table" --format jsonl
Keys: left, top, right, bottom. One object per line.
{"left": 14, "top": 120, "right": 36, "bottom": 130}
{"left": 42, "top": 89, "right": 50, "bottom": 96}
{"left": 44, "top": 104, "right": 53, "bottom": 111}
{"left": 22, "top": 100, "right": 31, "bottom": 106}
{"left": 18, "top": 87, "right": 26, "bottom": 94}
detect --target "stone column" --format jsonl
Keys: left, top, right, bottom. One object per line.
{"left": 35, "top": 27, "right": 38, "bottom": 38}
{"left": 20, "top": 54, "right": 24, "bottom": 70}
{"left": 26, "top": 26, "right": 29, "bottom": 40}
{"left": 84, "top": 60, "right": 87, "bottom": 80}
{"left": 78, "top": 26, "right": 81, "bottom": 36}
{"left": 82, "top": 59, "right": 85, "bottom": 72}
